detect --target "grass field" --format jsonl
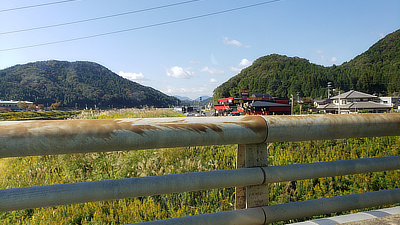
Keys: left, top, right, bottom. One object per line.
{"left": 0, "top": 109, "right": 398, "bottom": 224}
{"left": 0, "top": 111, "right": 81, "bottom": 121}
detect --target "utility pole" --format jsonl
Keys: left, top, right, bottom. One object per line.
{"left": 290, "top": 94, "right": 294, "bottom": 115}
{"left": 297, "top": 92, "right": 300, "bottom": 115}
{"left": 338, "top": 90, "right": 341, "bottom": 114}
{"left": 334, "top": 89, "right": 341, "bottom": 114}
{"left": 327, "top": 82, "right": 333, "bottom": 99}
{"left": 297, "top": 92, "right": 300, "bottom": 103}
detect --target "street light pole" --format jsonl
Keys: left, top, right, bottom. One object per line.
{"left": 290, "top": 94, "right": 294, "bottom": 115}
{"left": 338, "top": 90, "right": 341, "bottom": 114}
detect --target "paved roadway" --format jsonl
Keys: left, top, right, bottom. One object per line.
{"left": 342, "top": 214, "right": 400, "bottom": 225}
{"left": 291, "top": 206, "right": 400, "bottom": 225}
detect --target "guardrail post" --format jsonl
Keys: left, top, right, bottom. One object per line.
{"left": 235, "top": 144, "right": 246, "bottom": 209}
{"left": 236, "top": 143, "right": 268, "bottom": 209}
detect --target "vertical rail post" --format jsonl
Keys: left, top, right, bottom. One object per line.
{"left": 235, "top": 144, "right": 246, "bottom": 209}
{"left": 236, "top": 143, "right": 268, "bottom": 209}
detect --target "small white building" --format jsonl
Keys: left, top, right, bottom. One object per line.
{"left": 379, "top": 97, "right": 400, "bottom": 110}
{"left": 379, "top": 97, "right": 392, "bottom": 106}
{"left": 0, "top": 100, "right": 34, "bottom": 111}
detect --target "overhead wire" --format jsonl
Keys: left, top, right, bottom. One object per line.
{"left": 0, "top": 0, "right": 81, "bottom": 13}
{"left": 0, "top": 0, "right": 202, "bottom": 35}
{"left": 0, "top": 0, "right": 282, "bottom": 52}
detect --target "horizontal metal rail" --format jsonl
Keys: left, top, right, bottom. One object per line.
{"left": 262, "top": 188, "right": 400, "bottom": 224}
{"left": 1, "top": 113, "right": 399, "bottom": 158}
{"left": 1, "top": 155, "right": 399, "bottom": 212}
{"left": 132, "top": 188, "right": 400, "bottom": 225}
{"left": 1, "top": 114, "right": 399, "bottom": 224}
{"left": 0, "top": 116, "right": 266, "bottom": 158}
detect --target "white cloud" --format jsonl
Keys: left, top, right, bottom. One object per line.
{"left": 189, "top": 60, "right": 201, "bottom": 64}
{"left": 201, "top": 66, "right": 225, "bottom": 75}
{"left": 211, "top": 54, "right": 219, "bottom": 65}
{"left": 320, "top": 55, "right": 338, "bottom": 64}
{"left": 162, "top": 85, "right": 212, "bottom": 99}
{"left": 230, "top": 67, "right": 242, "bottom": 73}
{"left": 119, "top": 71, "right": 145, "bottom": 81}
{"left": 229, "top": 58, "right": 253, "bottom": 73}
{"left": 239, "top": 58, "right": 252, "bottom": 67}
{"left": 210, "top": 78, "right": 217, "bottom": 83}
{"left": 223, "top": 37, "right": 250, "bottom": 48}
{"left": 166, "top": 66, "right": 193, "bottom": 79}
{"left": 316, "top": 49, "right": 337, "bottom": 63}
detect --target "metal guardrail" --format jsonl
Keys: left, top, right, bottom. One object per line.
{"left": 0, "top": 113, "right": 400, "bottom": 224}
{"left": 132, "top": 189, "right": 400, "bottom": 225}
{"left": 1, "top": 113, "right": 398, "bottom": 158}
{"left": 1, "top": 156, "right": 399, "bottom": 212}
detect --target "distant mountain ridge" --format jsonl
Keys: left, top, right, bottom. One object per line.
{"left": 214, "top": 29, "right": 400, "bottom": 99}
{"left": 174, "top": 95, "right": 212, "bottom": 102}
{"left": 0, "top": 60, "right": 179, "bottom": 108}
{"left": 174, "top": 96, "right": 193, "bottom": 101}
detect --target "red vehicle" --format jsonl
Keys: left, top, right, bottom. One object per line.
{"left": 214, "top": 93, "right": 291, "bottom": 116}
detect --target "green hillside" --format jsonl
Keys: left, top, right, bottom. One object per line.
{"left": 214, "top": 29, "right": 400, "bottom": 99}
{"left": 0, "top": 61, "right": 179, "bottom": 108}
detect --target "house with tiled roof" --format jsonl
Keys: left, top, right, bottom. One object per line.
{"left": 316, "top": 90, "right": 392, "bottom": 114}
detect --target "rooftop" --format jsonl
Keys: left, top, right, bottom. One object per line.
{"left": 317, "top": 101, "right": 392, "bottom": 110}
{"left": 250, "top": 101, "right": 290, "bottom": 107}
{"left": 331, "top": 90, "right": 377, "bottom": 99}
{"left": 0, "top": 100, "right": 34, "bottom": 104}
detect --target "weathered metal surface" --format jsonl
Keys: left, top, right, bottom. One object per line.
{"left": 0, "top": 116, "right": 267, "bottom": 158}
{"left": 2, "top": 155, "right": 397, "bottom": 212}
{"left": 235, "top": 144, "right": 247, "bottom": 210}
{"left": 1, "top": 113, "right": 399, "bottom": 224}
{"left": 131, "top": 189, "right": 400, "bottom": 225}
{"left": 263, "top": 188, "right": 400, "bottom": 224}
{"left": 263, "top": 113, "right": 400, "bottom": 143}
{"left": 244, "top": 143, "right": 269, "bottom": 208}
{"left": 0, "top": 114, "right": 399, "bottom": 158}
{"left": 130, "top": 207, "right": 266, "bottom": 225}
{"left": 235, "top": 143, "right": 269, "bottom": 209}
{"left": 0, "top": 167, "right": 264, "bottom": 212}
{"left": 263, "top": 155, "right": 400, "bottom": 183}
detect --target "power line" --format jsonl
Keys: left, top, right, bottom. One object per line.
{"left": 0, "top": 0, "right": 282, "bottom": 52}
{"left": 0, "top": 0, "right": 81, "bottom": 13}
{"left": 0, "top": 0, "right": 201, "bottom": 35}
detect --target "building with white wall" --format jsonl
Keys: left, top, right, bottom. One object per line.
{"left": 0, "top": 100, "right": 34, "bottom": 111}
{"left": 316, "top": 90, "right": 392, "bottom": 114}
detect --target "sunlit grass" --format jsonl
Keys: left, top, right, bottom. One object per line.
{"left": 0, "top": 110, "right": 398, "bottom": 224}
{"left": 0, "top": 111, "right": 81, "bottom": 121}
{"left": 75, "top": 108, "right": 184, "bottom": 119}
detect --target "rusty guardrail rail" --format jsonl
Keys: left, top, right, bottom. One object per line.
{"left": 0, "top": 113, "right": 400, "bottom": 224}
{"left": 1, "top": 113, "right": 398, "bottom": 158}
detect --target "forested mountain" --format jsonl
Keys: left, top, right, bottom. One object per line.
{"left": 0, "top": 61, "right": 179, "bottom": 108}
{"left": 214, "top": 29, "right": 400, "bottom": 99}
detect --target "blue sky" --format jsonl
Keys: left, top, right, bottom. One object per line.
{"left": 0, "top": 0, "right": 399, "bottom": 99}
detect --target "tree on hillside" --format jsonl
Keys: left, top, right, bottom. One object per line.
{"left": 17, "top": 101, "right": 27, "bottom": 111}
{"left": 50, "top": 102, "right": 61, "bottom": 110}
{"left": 28, "top": 104, "right": 36, "bottom": 111}
{"left": 0, "top": 60, "right": 179, "bottom": 108}
{"left": 38, "top": 104, "right": 45, "bottom": 111}
{"left": 214, "top": 29, "right": 400, "bottom": 99}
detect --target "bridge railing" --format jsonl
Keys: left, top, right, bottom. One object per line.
{"left": 0, "top": 113, "right": 399, "bottom": 224}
